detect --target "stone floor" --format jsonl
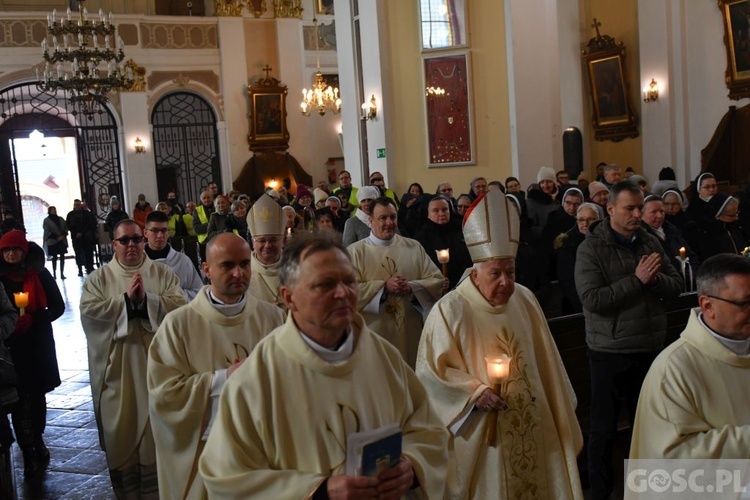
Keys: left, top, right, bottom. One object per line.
{"left": 10, "top": 265, "right": 115, "bottom": 500}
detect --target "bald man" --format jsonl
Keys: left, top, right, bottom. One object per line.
{"left": 148, "top": 233, "right": 285, "bottom": 499}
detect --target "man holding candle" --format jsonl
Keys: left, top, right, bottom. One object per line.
{"left": 348, "top": 197, "right": 444, "bottom": 367}
{"left": 416, "top": 190, "right": 583, "bottom": 499}
{"left": 246, "top": 193, "right": 286, "bottom": 308}
{"left": 147, "top": 233, "right": 285, "bottom": 499}
{"left": 81, "top": 219, "right": 185, "bottom": 498}
{"left": 198, "top": 231, "right": 447, "bottom": 498}
{"left": 575, "top": 181, "right": 683, "bottom": 500}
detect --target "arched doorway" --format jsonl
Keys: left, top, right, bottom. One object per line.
{"left": 0, "top": 83, "right": 124, "bottom": 226}
{"left": 151, "top": 91, "right": 221, "bottom": 204}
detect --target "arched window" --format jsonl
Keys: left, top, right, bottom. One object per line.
{"left": 151, "top": 92, "right": 221, "bottom": 203}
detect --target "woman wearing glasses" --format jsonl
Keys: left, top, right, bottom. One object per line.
{"left": 0, "top": 230, "right": 64, "bottom": 478}
{"left": 555, "top": 203, "right": 600, "bottom": 314}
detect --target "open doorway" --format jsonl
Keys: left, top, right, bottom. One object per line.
{"left": 11, "top": 131, "right": 81, "bottom": 250}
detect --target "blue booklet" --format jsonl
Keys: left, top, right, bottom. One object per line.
{"left": 345, "top": 423, "right": 402, "bottom": 476}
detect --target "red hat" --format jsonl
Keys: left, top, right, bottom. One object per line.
{"left": 295, "top": 185, "right": 312, "bottom": 202}
{"left": 0, "top": 230, "right": 28, "bottom": 254}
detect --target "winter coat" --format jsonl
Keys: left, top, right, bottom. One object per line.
{"left": 574, "top": 219, "right": 684, "bottom": 353}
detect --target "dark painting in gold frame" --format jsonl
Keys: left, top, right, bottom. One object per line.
{"left": 247, "top": 74, "right": 289, "bottom": 152}
{"left": 719, "top": 0, "right": 750, "bottom": 100}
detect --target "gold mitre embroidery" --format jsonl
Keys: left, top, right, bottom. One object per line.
{"left": 462, "top": 189, "right": 520, "bottom": 262}
{"left": 247, "top": 193, "right": 285, "bottom": 236}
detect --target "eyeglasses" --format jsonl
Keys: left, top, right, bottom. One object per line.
{"left": 705, "top": 294, "right": 750, "bottom": 311}
{"left": 146, "top": 228, "right": 169, "bottom": 234}
{"left": 371, "top": 178, "right": 384, "bottom": 182}
{"left": 440, "top": 188, "right": 453, "bottom": 193}
{"left": 114, "top": 235, "right": 144, "bottom": 245}
{"left": 576, "top": 217, "right": 598, "bottom": 223}
{"left": 253, "top": 237, "right": 282, "bottom": 246}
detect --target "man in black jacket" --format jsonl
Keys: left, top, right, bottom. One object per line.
{"left": 66, "top": 199, "right": 97, "bottom": 276}
{"left": 574, "top": 181, "right": 683, "bottom": 500}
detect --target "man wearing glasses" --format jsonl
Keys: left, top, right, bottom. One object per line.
{"left": 435, "top": 182, "right": 457, "bottom": 209}
{"left": 575, "top": 181, "right": 683, "bottom": 500}
{"left": 144, "top": 210, "right": 204, "bottom": 300}
{"left": 630, "top": 254, "right": 750, "bottom": 461}
{"left": 331, "top": 170, "right": 358, "bottom": 214}
{"left": 81, "top": 219, "right": 185, "bottom": 499}
{"left": 247, "top": 193, "right": 286, "bottom": 308}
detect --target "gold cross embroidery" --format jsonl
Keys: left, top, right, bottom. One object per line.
{"left": 257, "top": 207, "right": 272, "bottom": 222}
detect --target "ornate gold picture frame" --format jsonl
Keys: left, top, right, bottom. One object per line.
{"left": 247, "top": 69, "right": 289, "bottom": 152}
{"left": 719, "top": 0, "right": 750, "bottom": 100}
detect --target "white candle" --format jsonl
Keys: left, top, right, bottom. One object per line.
{"left": 436, "top": 248, "right": 450, "bottom": 264}
{"left": 485, "top": 354, "right": 511, "bottom": 383}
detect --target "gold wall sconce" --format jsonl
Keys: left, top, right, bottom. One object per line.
{"left": 361, "top": 94, "right": 377, "bottom": 121}
{"left": 643, "top": 78, "right": 659, "bottom": 102}
{"left": 134, "top": 137, "right": 146, "bottom": 154}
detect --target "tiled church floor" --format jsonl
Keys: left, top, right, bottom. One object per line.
{"left": 10, "top": 264, "right": 115, "bottom": 500}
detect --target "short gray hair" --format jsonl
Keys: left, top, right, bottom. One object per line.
{"left": 279, "top": 231, "right": 349, "bottom": 288}
{"left": 697, "top": 254, "right": 750, "bottom": 296}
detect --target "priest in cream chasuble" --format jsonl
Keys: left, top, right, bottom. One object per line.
{"left": 348, "top": 197, "right": 443, "bottom": 366}
{"left": 148, "top": 234, "right": 285, "bottom": 499}
{"left": 416, "top": 190, "right": 583, "bottom": 499}
{"left": 247, "top": 192, "right": 286, "bottom": 308}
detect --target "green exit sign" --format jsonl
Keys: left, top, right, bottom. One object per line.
{"left": 376, "top": 148, "right": 386, "bottom": 158}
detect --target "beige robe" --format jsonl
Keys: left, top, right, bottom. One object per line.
{"left": 416, "top": 278, "right": 583, "bottom": 500}
{"left": 198, "top": 313, "right": 449, "bottom": 499}
{"left": 629, "top": 309, "right": 750, "bottom": 460}
{"left": 80, "top": 256, "right": 185, "bottom": 474}
{"left": 348, "top": 234, "right": 443, "bottom": 366}
{"left": 147, "top": 287, "right": 286, "bottom": 500}
{"left": 248, "top": 253, "right": 282, "bottom": 307}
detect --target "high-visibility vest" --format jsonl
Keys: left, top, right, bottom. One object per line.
{"left": 195, "top": 205, "right": 210, "bottom": 243}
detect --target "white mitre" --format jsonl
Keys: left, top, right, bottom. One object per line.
{"left": 247, "top": 193, "right": 286, "bottom": 237}
{"left": 462, "top": 189, "right": 520, "bottom": 263}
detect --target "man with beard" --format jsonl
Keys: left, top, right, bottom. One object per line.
{"left": 148, "top": 233, "right": 285, "bottom": 499}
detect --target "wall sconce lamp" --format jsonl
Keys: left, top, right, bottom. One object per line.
{"left": 643, "top": 79, "right": 659, "bottom": 102}
{"left": 134, "top": 137, "right": 146, "bottom": 154}
{"left": 361, "top": 94, "right": 377, "bottom": 121}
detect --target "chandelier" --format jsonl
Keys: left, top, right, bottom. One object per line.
{"left": 300, "top": 19, "right": 341, "bottom": 116}
{"left": 36, "top": 0, "right": 133, "bottom": 115}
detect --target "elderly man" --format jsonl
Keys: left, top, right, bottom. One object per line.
{"left": 198, "top": 232, "right": 448, "bottom": 498}
{"left": 416, "top": 189, "right": 583, "bottom": 499}
{"left": 342, "top": 185, "right": 380, "bottom": 247}
{"left": 81, "top": 219, "right": 185, "bottom": 499}
{"left": 148, "top": 233, "right": 285, "bottom": 499}
{"left": 144, "top": 210, "right": 203, "bottom": 300}
{"left": 193, "top": 190, "right": 215, "bottom": 244}
{"left": 629, "top": 254, "right": 750, "bottom": 460}
{"left": 602, "top": 163, "right": 621, "bottom": 189}
{"left": 246, "top": 193, "right": 286, "bottom": 307}
{"left": 348, "top": 197, "right": 443, "bottom": 366}
{"left": 575, "top": 181, "right": 683, "bottom": 500}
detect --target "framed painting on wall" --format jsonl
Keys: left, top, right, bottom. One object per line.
{"left": 423, "top": 52, "right": 474, "bottom": 166}
{"left": 247, "top": 72, "right": 289, "bottom": 152}
{"left": 315, "top": 0, "right": 334, "bottom": 15}
{"left": 582, "top": 21, "right": 639, "bottom": 142}
{"left": 719, "top": 0, "right": 750, "bottom": 99}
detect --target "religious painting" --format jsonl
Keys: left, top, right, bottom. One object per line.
{"left": 321, "top": 74, "right": 339, "bottom": 91}
{"left": 315, "top": 0, "right": 334, "bottom": 15}
{"left": 582, "top": 20, "right": 639, "bottom": 142}
{"left": 423, "top": 52, "right": 475, "bottom": 166}
{"left": 247, "top": 71, "right": 290, "bottom": 152}
{"left": 719, "top": 0, "right": 750, "bottom": 99}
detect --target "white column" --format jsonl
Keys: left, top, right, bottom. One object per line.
{"left": 216, "top": 17, "right": 250, "bottom": 190}
{"left": 119, "top": 91, "right": 156, "bottom": 206}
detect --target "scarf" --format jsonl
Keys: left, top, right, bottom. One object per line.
{"left": 355, "top": 209, "right": 371, "bottom": 227}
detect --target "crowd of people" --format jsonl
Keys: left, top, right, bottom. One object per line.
{"left": 0, "top": 161, "right": 749, "bottom": 499}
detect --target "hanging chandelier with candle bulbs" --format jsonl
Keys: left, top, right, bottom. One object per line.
{"left": 36, "top": 0, "right": 133, "bottom": 115}
{"left": 300, "top": 19, "right": 341, "bottom": 117}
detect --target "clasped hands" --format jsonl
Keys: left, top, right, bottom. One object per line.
{"left": 635, "top": 252, "right": 662, "bottom": 285}
{"left": 326, "top": 456, "right": 414, "bottom": 500}
{"left": 127, "top": 273, "right": 146, "bottom": 305}
{"left": 385, "top": 275, "right": 411, "bottom": 297}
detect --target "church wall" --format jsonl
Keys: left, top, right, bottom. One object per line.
{"left": 582, "top": 0, "right": 643, "bottom": 178}
{"left": 382, "top": 1, "right": 512, "bottom": 197}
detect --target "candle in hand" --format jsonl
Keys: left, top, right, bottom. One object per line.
{"left": 679, "top": 247, "right": 686, "bottom": 260}
{"left": 14, "top": 292, "right": 28, "bottom": 315}
{"left": 436, "top": 249, "right": 450, "bottom": 264}
{"left": 485, "top": 354, "right": 511, "bottom": 383}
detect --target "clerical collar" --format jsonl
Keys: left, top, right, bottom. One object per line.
{"left": 299, "top": 328, "right": 354, "bottom": 363}
{"left": 366, "top": 233, "right": 394, "bottom": 247}
{"left": 698, "top": 312, "right": 750, "bottom": 356}
{"left": 206, "top": 288, "right": 246, "bottom": 317}
{"left": 145, "top": 245, "right": 170, "bottom": 260}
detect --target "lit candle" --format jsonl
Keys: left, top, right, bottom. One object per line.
{"left": 436, "top": 249, "right": 450, "bottom": 264}
{"left": 679, "top": 247, "right": 686, "bottom": 260}
{"left": 14, "top": 292, "right": 29, "bottom": 316}
{"left": 485, "top": 354, "right": 511, "bottom": 383}
{"left": 743, "top": 247, "right": 750, "bottom": 257}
